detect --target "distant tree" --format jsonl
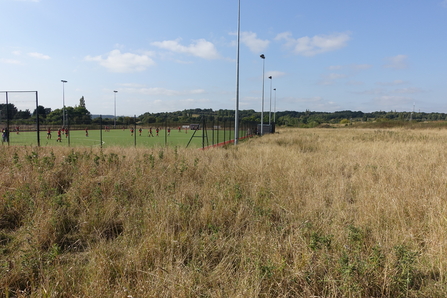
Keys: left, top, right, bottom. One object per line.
{"left": 79, "top": 96, "right": 86, "bottom": 108}
{"left": 69, "top": 96, "right": 92, "bottom": 124}
{"left": 0, "top": 103, "right": 18, "bottom": 120}
{"left": 14, "top": 109, "right": 31, "bottom": 119}
{"left": 33, "top": 105, "right": 48, "bottom": 118}
{"left": 46, "top": 109, "right": 63, "bottom": 125}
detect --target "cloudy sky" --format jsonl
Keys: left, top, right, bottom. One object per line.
{"left": 1, "top": 0, "right": 446, "bottom": 115}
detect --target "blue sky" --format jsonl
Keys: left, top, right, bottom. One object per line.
{"left": 1, "top": 0, "right": 447, "bottom": 116}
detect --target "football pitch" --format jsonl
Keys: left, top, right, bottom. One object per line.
{"left": 2, "top": 128, "right": 242, "bottom": 148}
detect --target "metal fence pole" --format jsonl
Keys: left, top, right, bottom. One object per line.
{"left": 100, "top": 115, "right": 103, "bottom": 149}
{"left": 36, "top": 91, "right": 40, "bottom": 147}
{"left": 5, "top": 92, "right": 10, "bottom": 146}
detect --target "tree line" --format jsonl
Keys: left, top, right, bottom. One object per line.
{"left": 2, "top": 98, "right": 447, "bottom": 128}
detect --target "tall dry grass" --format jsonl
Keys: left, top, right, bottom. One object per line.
{"left": 1, "top": 128, "right": 447, "bottom": 297}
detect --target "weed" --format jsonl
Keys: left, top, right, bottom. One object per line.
{"left": 392, "top": 245, "right": 420, "bottom": 296}
{"left": 309, "top": 232, "right": 333, "bottom": 250}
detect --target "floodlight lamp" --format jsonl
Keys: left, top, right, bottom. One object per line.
{"left": 114, "top": 90, "right": 118, "bottom": 93}
{"left": 260, "top": 54, "right": 265, "bottom": 59}
{"left": 61, "top": 80, "right": 67, "bottom": 83}
{"left": 269, "top": 76, "right": 272, "bottom": 79}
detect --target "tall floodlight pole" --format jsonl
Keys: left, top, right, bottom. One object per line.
{"left": 114, "top": 90, "right": 118, "bottom": 128}
{"left": 268, "top": 76, "right": 272, "bottom": 125}
{"left": 273, "top": 88, "right": 277, "bottom": 123}
{"left": 260, "top": 54, "right": 265, "bottom": 135}
{"left": 61, "top": 80, "right": 67, "bottom": 127}
{"left": 234, "top": 0, "right": 241, "bottom": 145}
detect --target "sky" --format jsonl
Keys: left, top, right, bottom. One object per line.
{"left": 1, "top": 0, "right": 447, "bottom": 116}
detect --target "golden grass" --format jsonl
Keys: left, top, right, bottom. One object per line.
{"left": 1, "top": 128, "right": 447, "bottom": 297}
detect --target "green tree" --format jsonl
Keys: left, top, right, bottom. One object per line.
{"left": 14, "top": 109, "right": 31, "bottom": 120}
{"left": 46, "top": 109, "right": 63, "bottom": 125}
{"left": 79, "top": 96, "right": 86, "bottom": 108}
{"left": 33, "top": 105, "right": 49, "bottom": 118}
{"left": 0, "top": 103, "right": 18, "bottom": 120}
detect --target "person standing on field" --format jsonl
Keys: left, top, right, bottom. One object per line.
{"left": 57, "top": 129, "right": 62, "bottom": 142}
{"left": 1, "top": 128, "right": 8, "bottom": 143}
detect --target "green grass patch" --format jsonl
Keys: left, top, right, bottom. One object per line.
{"left": 3, "top": 128, "right": 244, "bottom": 148}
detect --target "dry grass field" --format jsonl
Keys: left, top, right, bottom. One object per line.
{"left": 1, "top": 127, "right": 447, "bottom": 297}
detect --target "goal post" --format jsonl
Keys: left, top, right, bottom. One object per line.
{"left": 0, "top": 91, "right": 40, "bottom": 146}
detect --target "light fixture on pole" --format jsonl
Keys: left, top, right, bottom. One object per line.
{"left": 268, "top": 76, "right": 272, "bottom": 125}
{"left": 114, "top": 90, "right": 118, "bottom": 129}
{"left": 61, "top": 80, "right": 67, "bottom": 127}
{"left": 234, "top": 0, "right": 241, "bottom": 145}
{"left": 260, "top": 54, "right": 265, "bottom": 136}
{"left": 273, "top": 88, "right": 277, "bottom": 123}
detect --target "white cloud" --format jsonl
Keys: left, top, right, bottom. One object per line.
{"left": 328, "top": 65, "right": 343, "bottom": 70}
{"left": 296, "top": 96, "right": 324, "bottom": 103}
{"left": 327, "top": 73, "right": 347, "bottom": 80}
{"left": 0, "top": 58, "right": 22, "bottom": 65}
{"left": 236, "top": 31, "right": 270, "bottom": 53}
{"left": 383, "top": 55, "right": 408, "bottom": 69}
{"left": 119, "top": 83, "right": 146, "bottom": 88}
{"left": 346, "top": 81, "right": 364, "bottom": 86}
{"left": 354, "top": 87, "right": 422, "bottom": 96}
{"left": 151, "top": 38, "right": 220, "bottom": 60}
{"left": 373, "top": 95, "right": 413, "bottom": 107}
{"left": 376, "top": 80, "right": 407, "bottom": 86}
{"left": 28, "top": 52, "right": 50, "bottom": 60}
{"left": 275, "top": 31, "right": 351, "bottom": 56}
{"left": 124, "top": 87, "right": 205, "bottom": 96}
{"left": 391, "top": 87, "right": 423, "bottom": 94}
{"left": 282, "top": 96, "right": 341, "bottom": 111}
{"left": 328, "top": 64, "right": 372, "bottom": 71}
{"left": 265, "top": 70, "right": 286, "bottom": 79}
{"left": 85, "top": 50, "right": 155, "bottom": 73}
{"left": 319, "top": 73, "right": 347, "bottom": 85}
{"left": 353, "top": 88, "right": 386, "bottom": 95}
{"left": 150, "top": 97, "right": 211, "bottom": 112}
{"left": 178, "top": 98, "right": 210, "bottom": 104}
{"left": 350, "top": 64, "right": 372, "bottom": 71}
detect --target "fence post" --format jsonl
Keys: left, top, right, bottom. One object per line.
{"left": 5, "top": 92, "right": 10, "bottom": 145}
{"left": 100, "top": 115, "right": 103, "bottom": 149}
{"left": 36, "top": 91, "right": 40, "bottom": 147}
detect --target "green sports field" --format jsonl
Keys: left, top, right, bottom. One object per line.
{"left": 1, "top": 127, "right": 246, "bottom": 148}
